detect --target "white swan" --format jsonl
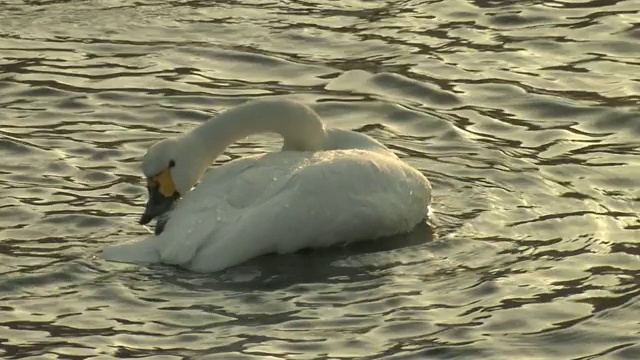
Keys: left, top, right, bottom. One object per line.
{"left": 103, "top": 99, "right": 432, "bottom": 273}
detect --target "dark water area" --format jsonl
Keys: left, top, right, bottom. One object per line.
{"left": 1, "top": 0, "right": 639, "bottom": 359}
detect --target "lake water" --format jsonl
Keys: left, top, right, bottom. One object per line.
{"left": 1, "top": 0, "right": 639, "bottom": 359}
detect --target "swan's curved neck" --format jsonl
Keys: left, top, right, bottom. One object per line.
{"left": 185, "top": 99, "right": 327, "bottom": 167}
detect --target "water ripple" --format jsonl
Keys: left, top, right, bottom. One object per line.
{"left": 0, "top": 0, "right": 638, "bottom": 359}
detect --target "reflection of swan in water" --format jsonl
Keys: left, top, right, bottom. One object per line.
{"left": 103, "top": 99, "right": 432, "bottom": 273}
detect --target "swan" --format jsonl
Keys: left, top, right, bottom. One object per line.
{"left": 103, "top": 99, "right": 432, "bottom": 273}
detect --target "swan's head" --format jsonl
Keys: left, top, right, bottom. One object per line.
{"left": 139, "top": 136, "right": 203, "bottom": 227}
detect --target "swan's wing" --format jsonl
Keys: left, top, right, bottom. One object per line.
{"left": 186, "top": 150, "right": 431, "bottom": 272}
{"left": 154, "top": 154, "right": 310, "bottom": 266}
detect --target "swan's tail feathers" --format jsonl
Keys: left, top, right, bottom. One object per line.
{"left": 102, "top": 238, "right": 160, "bottom": 264}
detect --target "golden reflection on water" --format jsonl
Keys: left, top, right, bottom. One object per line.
{"left": 0, "top": 0, "right": 639, "bottom": 359}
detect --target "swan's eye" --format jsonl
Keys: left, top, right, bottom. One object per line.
{"left": 169, "top": 160, "right": 175, "bottom": 168}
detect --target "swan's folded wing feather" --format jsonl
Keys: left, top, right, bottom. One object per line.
{"left": 186, "top": 150, "right": 431, "bottom": 272}
{"left": 154, "top": 155, "right": 296, "bottom": 267}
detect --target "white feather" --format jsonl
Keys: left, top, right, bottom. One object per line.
{"left": 103, "top": 99, "right": 432, "bottom": 273}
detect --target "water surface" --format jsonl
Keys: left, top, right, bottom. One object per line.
{"left": 1, "top": 0, "right": 639, "bottom": 359}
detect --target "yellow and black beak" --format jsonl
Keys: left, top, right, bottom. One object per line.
{"left": 140, "top": 168, "right": 180, "bottom": 226}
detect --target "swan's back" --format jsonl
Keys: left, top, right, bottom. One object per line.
{"left": 323, "top": 128, "right": 394, "bottom": 155}
{"left": 154, "top": 149, "right": 431, "bottom": 272}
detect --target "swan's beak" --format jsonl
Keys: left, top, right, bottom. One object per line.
{"left": 140, "top": 168, "right": 180, "bottom": 226}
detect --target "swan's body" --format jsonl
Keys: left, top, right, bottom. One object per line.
{"left": 103, "top": 99, "right": 432, "bottom": 273}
